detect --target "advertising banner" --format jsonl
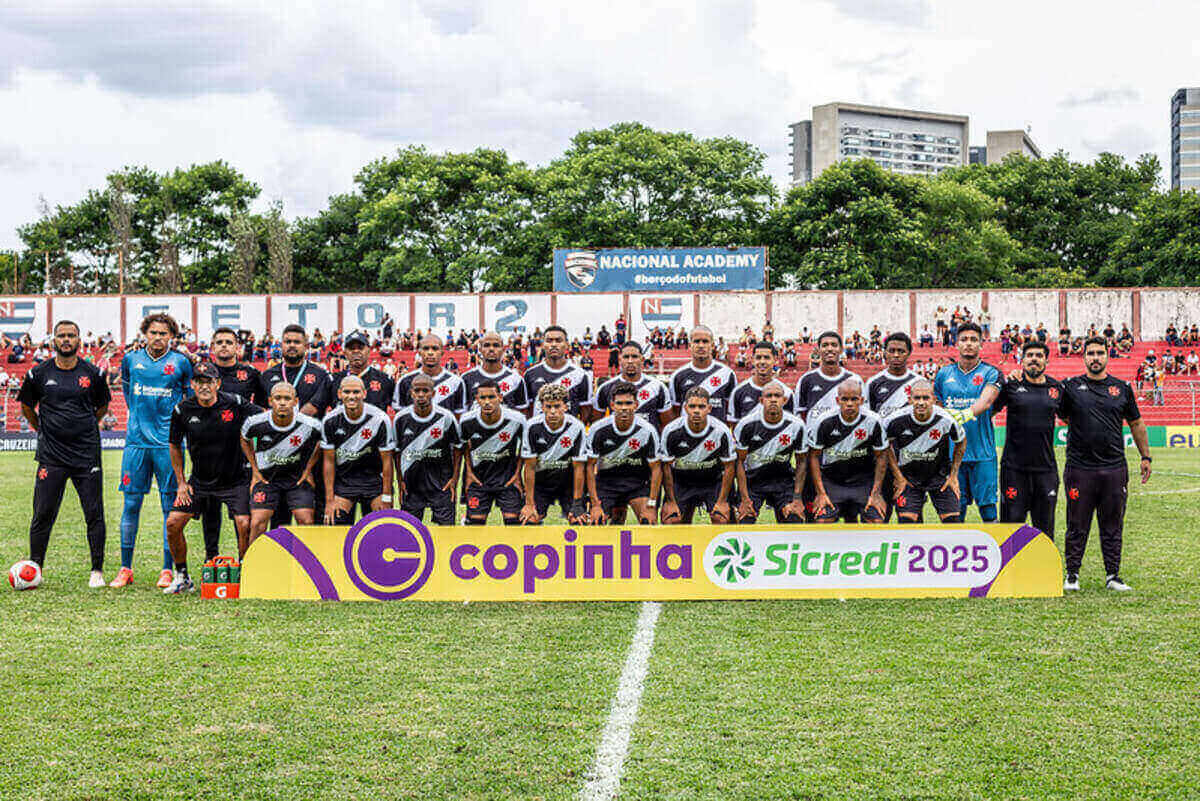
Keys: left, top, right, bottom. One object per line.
{"left": 994, "top": 426, "right": 1166, "bottom": 449}
{"left": 483, "top": 294, "right": 552, "bottom": 335}
{"left": 240, "top": 511, "right": 1062, "bottom": 602}
{"left": 553, "top": 247, "right": 766, "bottom": 293}
{"left": 0, "top": 432, "right": 126, "bottom": 452}
{"left": 195, "top": 296, "right": 267, "bottom": 340}
{"left": 0, "top": 297, "right": 47, "bottom": 338}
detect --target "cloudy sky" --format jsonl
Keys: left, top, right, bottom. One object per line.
{"left": 0, "top": 0, "right": 1197, "bottom": 248}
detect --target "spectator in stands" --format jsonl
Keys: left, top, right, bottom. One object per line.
{"left": 1116, "top": 324, "right": 1134, "bottom": 352}
{"left": 1186, "top": 349, "right": 1199, "bottom": 375}
{"left": 580, "top": 351, "right": 594, "bottom": 373}
{"left": 1070, "top": 336, "right": 1084, "bottom": 355}
{"left": 868, "top": 325, "right": 881, "bottom": 347}
{"left": 800, "top": 327, "right": 811, "bottom": 344}
{"left": 1102, "top": 323, "right": 1116, "bottom": 343}
{"left": 947, "top": 313, "right": 959, "bottom": 346}
{"left": 582, "top": 328, "right": 593, "bottom": 348}
{"left": 1152, "top": 367, "right": 1165, "bottom": 406}
{"left": 675, "top": 327, "right": 689, "bottom": 348}
{"left": 1135, "top": 362, "right": 1146, "bottom": 391}
{"left": 100, "top": 411, "right": 118, "bottom": 431}
{"left": 1035, "top": 323, "right": 1048, "bottom": 343}
{"left": 614, "top": 314, "right": 626, "bottom": 345}
{"left": 1000, "top": 327, "right": 1013, "bottom": 356}
{"left": 918, "top": 325, "right": 934, "bottom": 347}
{"left": 0, "top": 364, "right": 9, "bottom": 390}
{"left": 783, "top": 341, "right": 797, "bottom": 368}
{"left": 1187, "top": 325, "right": 1198, "bottom": 345}
{"left": 978, "top": 308, "right": 991, "bottom": 340}
{"left": 7, "top": 340, "right": 24, "bottom": 363}
{"left": 597, "top": 325, "right": 611, "bottom": 348}
{"left": 34, "top": 343, "right": 51, "bottom": 362}
{"left": 1165, "top": 324, "right": 1180, "bottom": 346}
{"left": 935, "top": 306, "right": 948, "bottom": 345}
{"left": 1145, "top": 349, "right": 1157, "bottom": 368}
{"left": 608, "top": 344, "right": 619, "bottom": 373}
{"left": 808, "top": 348, "right": 820, "bottom": 369}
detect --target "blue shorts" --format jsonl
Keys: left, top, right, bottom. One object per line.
{"left": 957, "top": 459, "right": 997, "bottom": 509}
{"left": 119, "top": 447, "right": 177, "bottom": 495}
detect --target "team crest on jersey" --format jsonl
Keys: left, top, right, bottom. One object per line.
{"left": 289, "top": 435, "right": 302, "bottom": 446}
{"left": 1005, "top": 487, "right": 1018, "bottom": 499}
{"left": 361, "top": 428, "right": 373, "bottom": 439}
{"left": 78, "top": 375, "right": 90, "bottom": 388}
{"left": 370, "top": 381, "right": 381, "bottom": 391}
{"left": 221, "top": 409, "right": 234, "bottom": 422}
{"left": 971, "top": 374, "right": 984, "bottom": 386}
{"left": 1068, "top": 487, "right": 1080, "bottom": 500}
{"left": 929, "top": 429, "right": 942, "bottom": 441}
{"left": 703, "top": 440, "right": 716, "bottom": 451}
{"left": 628, "top": 438, "right": 642, "bottom": 450}
{"left": 560, "top": 436, "right": 573, "bottom": 447}
{"left": 37, "top": 467, "right": 48, "bottom": 480}
{"left": 431, "top": 427, "right": 442, "bottom": 439}
{"left": 304, "top": 374, "right": 316, "bottom": 384}
{"left": 237, "top": 370, "right": 248, "bottom": 381}
{"left": 163, "top": 364, "right": 175, "bottom": 375}
{"left": 1048, "top": 387, "right": 1059, "bottom": 399}
{"left": 1108, "top": 386, "right": 1120, "bottom": 397}
{"left": 853, "top": 428, "right": 866, "bottom": 440}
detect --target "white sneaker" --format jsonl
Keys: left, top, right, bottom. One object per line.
{"left": 1063, "top": 573, "right": 1080, "bottom": 591}
{"left": 88, "top": 570, "right": 105, "bottom": 588}
{"left": 162, "top": 572, "right": 195, "bottom": 594}
{"left": 1105, "top": 575, "right": 1132, "bottom": 592}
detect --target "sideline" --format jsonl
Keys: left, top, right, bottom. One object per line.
{"left": 1131, "top": 486, "right": 1200, "bottom": 497}
{"left": 579, "top": 601, "right": 662, "bottom": 801}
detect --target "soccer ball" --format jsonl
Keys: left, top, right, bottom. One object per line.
{"left": 8, "top": 560, "right": 42, "bottom": 590}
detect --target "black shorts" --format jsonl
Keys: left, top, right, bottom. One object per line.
{"left": 329, "top": 494, "right": 378, "bottom": 525}
{"left": 533, "top": 484, "right": 576, "bottom": 519}
{"left": 815, "top": 480, "right": 883, "bottom": 524}
{"left": 597, "top": 481, "right": 651, "bottom": 516}
{"left": 401, "top": 489, "right": 455, "bottom": 525}
{"left": 172, "top": 485, "right": 250, "bottom": 518}
{"left": 673, "top": 482, "right": 722, "bottom": 521}
{"left": 895, "top": 480, "right": 960, "bottom": 522}
{"left": 742, "top": 481, "right": 803, "bottom": 523}
{"left": 251, "top": 480, "right": 316, "bottom": 513}
{"left": 466, "top": 484, "right": 523, "bottom": 521}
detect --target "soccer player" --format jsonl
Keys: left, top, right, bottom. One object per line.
{"left": 518, "top": 383, "right": 588, "bottom": 524}
{"left": 332, "top": 330, "right": 394, "bottom": 411}
{"left": 659, "top": 387, "right": 736, "bottom": 524}
{"left": 321, "top": 376, "right": 394, "bottom": 525}
{"left": 884, "top": 380, "right": 965, "bottom": 523}
{"left": 18, "top": 320, "right": 111, "bottom": 586}
{"left": 733, "top": 381, "right": 807, "bottom": 524}
{"left": 113, "top": 313, "right": 193, "bottom": 589}
{"left": 729, "top": 341, "right": 793, "bottom": 424}
{"left": 459, "top": 381, "right": 526, "bottom": 525}
{"left": 585, "top": 381, "right": 662, "bottom": 524}
{"left": 807, "top": 378, "right": 889, "bottom": 523}
{"left": 260, "top": 324, "right": 333, "bottom": 417}
{"left": 393, "top": 334, "right": 465, "bottom": 413}
{"left": 1057, "top": 337, "right": 1152, "bottom": 592}
{"left": 163, "top": 363, "right": 259, "bottom": 592}
{"left": 393, "top": 374, "right": 461, "bottom": 524}
{"left": 794, "top": 331, "right": 859, "bottom": 421}
{"left": 933, "top": 322, "right": 1002, "bottom": 522}
{"left": 462, "top": 331, "right": 529, "bottom": 411}
{"left": 591, "top": 340, "right": 670, "bottom": 426}
{"left": 522, "top": 325, "right": 592, "bottom": 418}
{"left": 668, "top": 326, "right": 736, "bottom": 422}
{"left": 864, "top": 333, "right": 921, "bottom": 418}
{"left": 994, "top": 341, "right": 1062, "bottom": 537}
{"left": 240, "top": 382, "right": 323, "bottom": 546}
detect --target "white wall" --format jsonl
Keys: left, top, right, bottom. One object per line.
{"left": 555, "top": 294, "right": 623, "bottom": 337}
{"left": 771, "top": 292, "right": 839, "bottom": 338}
{"left": 914, "top": 291, "right": 983, "bottom": 332}
{"left": 844, "top": 291, "right": 908, "bottom": 337}
{"left": 413, "top": 294, "right": 478, "bottom": 334}
{"left": 196, "top": 296, "right": 267, "bottom": 340}
{"left": 1065, "top": 290, "right": 1131, "bottom": 332}
{"left": 1140, "top": 289, "right": 1200, "bottom": 337}
{"left": 0, "top": 296, "right": 48, "bottom": 339}
{"left": 483, "top": 294, "right": 552, "bottom": 336}
{"left": 700, "top": 293, "right": 766, "bottom": 340}
{"left": 987, "top": 290, "right": 1059, "bottom": 331}
{"left": 269, "top": 295, "right": 339, "bottom": 337}
{"left": 125, "top": 295, "right": 193, "bottom": 342}
{"left": 52, "top": 296, "right": 122, "bottom": 340}
{"left": 342, "top": 294, "right": 412, "bottom": 334}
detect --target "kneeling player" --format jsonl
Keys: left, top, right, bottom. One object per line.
{"left": 883, "top": 380, "right": 965, "bottom": 523}
{"left": 733, "top": 381, "right": 807, "bottom": 523}
{"left": 321, "top": 376, "right": 394, "bottom": 525}
{"left": 460, "top": 381, "right": 526, "bottom": 525}
{"left": 240, "top": 382, "right": 323, "bottom": 546}
{"left": 585, "top": 382, "right": 662, "bottom": 524}
{"left": 519, "top": 383, "right": 588, "bottom": 524}
{"left": 807, "top": 378, "right": 888, "bottom": 523}
{"left": 659, "top": 387, "right": 735, "bottom": 524}
{"left": 393, "top": 374, "right": 461, "bottom": 524}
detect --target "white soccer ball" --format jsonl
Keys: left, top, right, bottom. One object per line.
{"left": 8, "top": 560, "right": 42, "bottom": 590}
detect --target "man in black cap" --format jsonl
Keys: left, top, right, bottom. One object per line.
{"left": 332, "top": 330, "right": 394, "bottom": 411}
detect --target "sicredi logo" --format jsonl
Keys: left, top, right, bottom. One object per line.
{"left": 703, "top": 530, "right": 1002, "bottom": 590}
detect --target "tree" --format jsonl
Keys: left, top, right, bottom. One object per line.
{"left": 1104, "top": 190, "right": 1200, "bottom": 286}
{"left": 107, "top": 175, "right": 133, "bottom": 293}
{"left": 265, "top": 204, "right": 293, "bottom": 293}
{"left": 227, "top": 213, "right": 259, "bottom": 294}
{"left": 292, "top": 193, "right": 378, "bottom": 292}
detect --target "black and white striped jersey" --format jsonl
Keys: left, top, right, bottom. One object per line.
{"left": 393, "top": 368, "right": 467, "bottom": 414}
{"left": 728, "top": 377, "right": 793, "bottom": 424}
{"left": 883, "top": 407, "right": 964, "bottom": 488}
{"left": 522, "top": 361, "right": 593, "bottom": 418}
{"left": 320, "top": 403, "right": 394, "bottom": 496}
{"left": 591, "top": 374, "right": 670, "bottom": 423}
{"left": 520, "top": 413, "right": 588, "bottom": 493}
{"left": 459, "top": 407, "right": 526, "bottom": 487}
{"left": 462, "top": 364, "right": 529, "bottom": 411}
{"left": 240, "top": 410, "right": 324, "bottom": 483}
{"left": 393, "top": 405, "right": 460, "bottom": 498}
{"left": 864, "top": 369, "right": 922, "bottom": 419}
{"left": 732, "top": 408, "right": 806, "bottom": 487}
{"left": 667, "top": 361, "right": 737, "bottom": 420}
{"left": 658, "top": 416, "right": 736, "bottom": 489}
{"left": 585, "top": 416, "right": 660, "bottom": 487}
{"left": 806, "top": 408, "right": 887, "bottom": 486}
{"left": 793, "top": 367, "right": 860, "bottom": 421}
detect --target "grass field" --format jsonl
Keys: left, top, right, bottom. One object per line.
{"left": 1, "top": 449, "right": 1198, "bottom": 800}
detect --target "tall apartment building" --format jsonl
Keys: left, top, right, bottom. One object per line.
{"left": 789, "top": 102, "right": 968, "bottom": 185}
{"left": 1171, "top": 88, "right": 1200, "bottom": 191}
{"left": 968, "top": 130, "right": 1042, "bottom": 166}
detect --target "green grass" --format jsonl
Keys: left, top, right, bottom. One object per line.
{"left": 1, "top": 449, "right": 1198, "bottom": 800}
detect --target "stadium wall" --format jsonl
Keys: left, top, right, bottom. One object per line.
{"left": 2, "top": 287, "right": 1198, "bottom": 343}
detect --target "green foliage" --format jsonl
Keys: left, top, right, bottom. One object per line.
{"left": 1104, "top": 189, "right": 1200, "bottom": 286}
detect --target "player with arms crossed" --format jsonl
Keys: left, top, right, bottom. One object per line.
{"left": 394, "top": 334, "right": 466, "bottom": 414}
{"left": 585, "top": 381, "right": 662, "bottom": 524}
{"left": 163, "top": 363, "right": 259, "bottom": 593}
{"left": 995, "top": 341, "right": 1062, "bottom": 537}
{"left": 522, "top": 325, "right": 592, "bottom": 418}
{"left": 240, "top": 382, "right": 323, "bottom": 546}
{"left": 459, "top": 381, "right": 526, "bottom": 525}
{"left": 668, "top": 326, "right": 736, "bottom": 423}
{"left": 807, "top": 378, "right": 889, "bottom": 523}
{"left": 659, "top": 387, "right": 736, "bottom": 524}
{"left": 321, "top": 376, "right": 394, "bottom": 525}
{"left": 112, "top": 313, "right": 193, "bottom": 589}
{"left": 332, "top": 331, "right": 394, "bottom": 411}
{"left": 884, "top": 379, "right": 965, "bottom": 523}
{"left": 393, "top": 374, "right": 461, "bottom": 524}
{"left": 519, "top": 383, "right": 589, "bottom": 524}
{"left": 729, "top": 341, "right": 793, "bottom": 424}
{"left": 733, "top": 381, "right": 807, "bottom": 524}
{"left": 592, "top": 340, "right": 670, "bottom": 426}
{"left": 462, "top": 331, "right": 529, "bottom": 411}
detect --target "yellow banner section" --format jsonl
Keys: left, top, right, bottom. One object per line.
{"left": 240, "top": 511, "right": 1062, "bottom": 601}
{"left": 1166, "top": 426, "right": 1200, "bottom": 448}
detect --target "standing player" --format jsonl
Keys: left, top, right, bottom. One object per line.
{"left": 459, "top": 381, "right": 526, "bottom": 525}
{"left": 933, "top": 322, "right": 1002, "bottom": 522}
{"left": 518, "top": 384, "right": 589, "bottom": 524}
{"left": 321, "top": 376, "right": 394, "bottom": 525}
{"left": 112, "top": 313, "right": 193, "bottom": 589}
{"left": 807, "top": 379, "right": 889, "bottom": 523}
{"left": 864, "top": 333, "right": 922, "bottom": 418}
{"left": 393, "top": 374, "right": 461, "bottom": 524}
{"left": 994, "top": 341, "right": 1062, "bottom": 537}
{"left": 260, "top": 324, "right": 333, "bottom": 418}
{"left": 733, "top": 381, "right": 807, "bottom": 524}
{"left": 240, "top": 382, "right": 324, "bottom": 546}
{"left": 659, "top": 387, "right": 736, "bottom": 524}
{"left": 591, "top": 340, "right": 670, "bottom": 426}
{"left": 393, "top": 334, "right": 466, "bottom": 413}
{"left": 18, "top": 320, "right": 111, "bottom": 586}
{"left": 522, "top": 325, "right": 592, "bottom": 418}
{"left": 462, "top": 331, "right": 529, "bottom": 411}
{"left": 163, "top": 363, "right": 259, "bottom": 592}
{"left": 1058, "top": 337, "right": 1152, "bottom": 592}
{"left": 585, "top": 381, "right": 662, "bottom": 524}
{"left": 667, "top": 326, "right": 736, "bottom": 423}
{"left": 332, "top": 330, "right": 394, "bottom": 411}
{"left": 794, "top": 331, "right": 859, "bottom": 422}
{"left": 884, "top": 380, "right": 965, "bottom": 523}
{"left": 729, "top": 341, "right": 793, "bottom": 424}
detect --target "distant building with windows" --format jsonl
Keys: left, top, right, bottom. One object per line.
{"left": 788, "top": 102, "right": 968, "bottom": 185}
{"left": 969, "top": 129, "right": 1042, "bottom": 166}
{"left": 1171, "top": 87, "right": 1200, "bottom": 191}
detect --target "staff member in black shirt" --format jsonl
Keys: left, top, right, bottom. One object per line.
{"left": 332, "top": 330, "right": 394, "bottom": 411}
{"left": 17, "top": 320, "right": 112, "bottom": 586}
{"left": 995, "top": 341, "right": 1062, "bottom": 538}
{"left": 1057, "top": 337, "right": 1151, "bottom": 592}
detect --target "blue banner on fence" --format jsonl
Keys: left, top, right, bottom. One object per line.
{"left": 553, "top": 247, "right": 766, "bottom": 292}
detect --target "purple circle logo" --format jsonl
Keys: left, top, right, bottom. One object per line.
{"left": 342, "top": 510, "right": 435, "bottom": 600}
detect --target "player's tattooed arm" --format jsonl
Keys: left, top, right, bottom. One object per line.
{"left": 781, "top": 451, "right": 807, "bottom": 521}
{"left": 867, "top": 449, "right": 888, "bottom": 518}
{"left": 645, "top": 461, "right": 663, "bottom": 525}
{"left": 376, "top": 448, "right": 394, "bottom": 510}
{"left": 808, "top": 450, "right": 831, "bottom": 515}
{"left": 712, "top": 462, "right": 734, "bottom": 523}
{"left": 519, "top": 458, "right": 540, "bottom": 524}
{"left": 586, "top": 459, "right": 605, "bottom": 525}
{"left": 886, "top": 447, "right": 907, "bottom": 499}
{"left": 659, "top": 463, "right": 680, "bottom": 524}
{"left": 942, "top": 440, "right": 966, "bottom": 497}
{"left": 735, "top": 451, "right": 755, "bottom": 521}
{"left": 969, "top": 384, "right": 1001, "bottom": 417}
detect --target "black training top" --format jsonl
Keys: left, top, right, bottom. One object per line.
{"left": 169, "top": 392, "right": 261, "bottom": 490}
{"left": 214, "top": 361, "right": 264, "bottom": 405}
{"left": 1057, "top": 374, "right": 1141, "bottom": 470}
{"left": 994, "top": 376, "right": 1061, "bottom": 472}
{"left": 17, "top": 357, "right": 111, "bottom": 469}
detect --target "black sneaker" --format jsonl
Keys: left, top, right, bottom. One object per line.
{"left": 1105, "top": 575, "right": 1132, "bottom": 592}
{"left": 1063, "top": 573, "right": 1080, "bottom": 591}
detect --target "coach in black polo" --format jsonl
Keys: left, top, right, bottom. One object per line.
{"left": 1057, "top": 336, "right": 1151, "bottom": 592}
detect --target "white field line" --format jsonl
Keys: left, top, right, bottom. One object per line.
{"left": 1131, "top": 486, "right": 1200, "bottom": 496}
{"left": 579, "top": 601, "right": 662, "bottom": 801}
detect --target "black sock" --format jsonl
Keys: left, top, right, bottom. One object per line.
{"left": 176, "top": 562, "right": 188, "bottom": 576}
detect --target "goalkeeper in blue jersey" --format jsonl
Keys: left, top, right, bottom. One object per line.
{"left": 933, "top": 322, "right": 1002, "bottom": 522}
{"left": 109, "top": 314, "right": 193, "bottom": 589}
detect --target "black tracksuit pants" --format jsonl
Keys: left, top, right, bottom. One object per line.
{"left": 1000, "top": 465, "right": 1059, "bottom": 539}
{"left": 30, "top": 462, "right": 106, "bottom": 570}
{"left": 1063, "top": 464, "right": 1128, "bottom": 577}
